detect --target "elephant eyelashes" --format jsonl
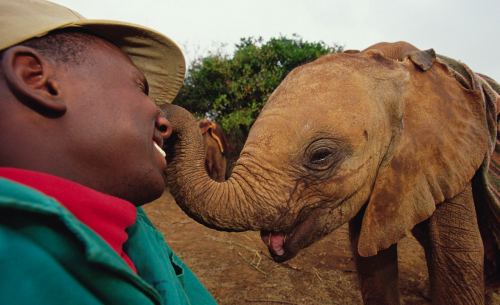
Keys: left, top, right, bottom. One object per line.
{"left": 304, "top": 139, "right": 349, "bottom": 171}
{"left": 309, "top": 149, "right": 332, "bottom": 164}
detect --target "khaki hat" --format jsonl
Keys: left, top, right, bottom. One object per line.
{"left": 0, "top": 0, "right": 185, "bottom": 105}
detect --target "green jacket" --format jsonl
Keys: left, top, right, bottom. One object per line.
{"left": 0, "top": 177, "right": 217, "bottom": 305}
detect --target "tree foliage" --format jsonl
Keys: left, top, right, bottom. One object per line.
{"left": 174, "top": 34, "right": 343, "bottom": 135}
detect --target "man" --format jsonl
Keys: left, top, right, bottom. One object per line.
{"left": 0, "top": 0, "right": 217, "bottom": 304}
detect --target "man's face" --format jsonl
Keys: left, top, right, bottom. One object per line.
{"left": 59, "top": 38, "right": 168, "bottom": 205}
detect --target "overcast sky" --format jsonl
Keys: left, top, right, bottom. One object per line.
{"left": 50, "top": 0, "right": 500, "bottom": 81}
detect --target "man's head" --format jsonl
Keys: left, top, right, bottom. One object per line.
{"left": 0, "top": 0, "right": 184, "bottom": 206}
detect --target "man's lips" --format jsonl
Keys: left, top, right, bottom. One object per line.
{"left": 260, "top": 231, "right": 286, "bottom": 256}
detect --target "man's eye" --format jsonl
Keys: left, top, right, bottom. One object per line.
{"left": 136, "top": 80, "right": 149, "bottom": 95}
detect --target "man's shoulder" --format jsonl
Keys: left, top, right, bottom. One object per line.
{"left": 0, "top": 223, "right": 87, "bottom": 304}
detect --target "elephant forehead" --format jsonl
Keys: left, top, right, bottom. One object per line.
{"left": 266, "top": 53, "right": 409, "bottom": 107}
{"left": 258, "top": 100, "right": 374, "bottom": 135}
{"left": 247, "top": 100, "right": 384, "bottom": 162}
{"left": 245, "top": 55, "right": 405, "bottom": 164}
{"left": 267, "top": 62, "right": 393, "bottom": 115}
{"left": 277, "top": 63, "right": 365, "bottom": 100}
{"left": 256, "top": 75, "right": 388, "bottom": 143}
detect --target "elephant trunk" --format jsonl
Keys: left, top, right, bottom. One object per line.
{"left": 160, "top": 104, "right": 264, "bottom": 232}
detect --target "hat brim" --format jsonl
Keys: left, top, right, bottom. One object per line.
{"left": 66, "top": 20, "right": 185, "bottom": 105}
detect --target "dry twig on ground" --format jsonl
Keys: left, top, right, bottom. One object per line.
{"left": 216, "top": 239, "right": 270, "bottom": 277}
{"left": 245, "top": 299, "right": 300, "bottom": 304}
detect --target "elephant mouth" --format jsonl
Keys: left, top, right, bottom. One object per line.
{"left": 260, "top": 231, "right": 286, "bottom": 256}
{"left": 260, "top": 211, "right": 318, "bottom": 263}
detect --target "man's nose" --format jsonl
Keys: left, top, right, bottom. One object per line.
{"left": 156, "top": 115, "right": 172, "bottom": 139}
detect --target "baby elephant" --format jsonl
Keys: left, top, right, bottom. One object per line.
{"left": 161, "top": 41, "right": 500, "bottom": 304}
{"left": 198, "top": 118, "right": 230, "bottom": 182}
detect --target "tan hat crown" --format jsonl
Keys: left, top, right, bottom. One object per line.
{"left": 0, "top": 0, "right": 185, "bottom": 104}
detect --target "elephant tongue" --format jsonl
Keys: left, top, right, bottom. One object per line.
{"left": 260, "top": 231, "right": 285, "bottom": 256}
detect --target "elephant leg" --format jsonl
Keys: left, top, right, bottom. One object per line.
{"left": 204, "top": 134, "right": 224, "bottom": 181}
{"left": 215, "top": 156, "right": 227, "bottom": 182}
{"left": 483, "top": 242, "right": 500, "bottom": 305}
{"left": 412, "top": 182, "right": 484, "bottom": 305}
{"left": 204, "top": 159, "right": 211, "bottom": 177}
{"left": 349, "top": 211, "right": 400, "bottom": 305}
{"left": 204, "top": 157, "right": 218, "bottom": 181}
{"left": 209, "top": 166, "right": 218, "bottom": 181}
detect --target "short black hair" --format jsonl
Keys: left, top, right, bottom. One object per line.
{"left": 2, "top": 28, "right": 104, "bottom": 66}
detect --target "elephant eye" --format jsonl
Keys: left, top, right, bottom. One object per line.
{"left": 304, "top": 138, "right": 351, "bottom": 172}
{"left": 306, "top": 148, "right": 334, "bottom": 170}
{"left": 310, "top": 149, "right": 332, "bottom": 163}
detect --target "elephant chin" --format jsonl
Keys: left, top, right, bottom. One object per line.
{"left": 260, "top": 210, "right": 320, "bottom": 263}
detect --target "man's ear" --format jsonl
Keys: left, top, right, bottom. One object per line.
{"left": 1, "top": 46, "right": 66, "bottom": 114}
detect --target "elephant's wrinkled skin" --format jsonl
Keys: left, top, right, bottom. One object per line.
{"left": 160, "top": 41, "right": 499, "bottom": 304}
{"left": 198, "top": 118, "right": 230, "bottom": 182}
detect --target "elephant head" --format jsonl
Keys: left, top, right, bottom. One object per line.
{"left": 160, "top": 42, "right": 488, "bottom": 262}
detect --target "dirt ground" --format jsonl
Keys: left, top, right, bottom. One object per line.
{"left": 142, "top": 188, "right": 431, "bottom": 305}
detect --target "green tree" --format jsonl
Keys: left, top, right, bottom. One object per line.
{"left": 174, "top": 34, "right": 343, "bottom": 134}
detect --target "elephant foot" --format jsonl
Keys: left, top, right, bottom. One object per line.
{"left": 417, "top": 279, "right": 431, "bottom": 301}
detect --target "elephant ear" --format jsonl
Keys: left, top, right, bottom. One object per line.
{"left": 357, "top": 55, "right": 489, "bottom": 257}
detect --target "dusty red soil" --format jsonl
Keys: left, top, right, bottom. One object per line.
{"left": 143, "top": 188, "right": 430, "bottom": 305}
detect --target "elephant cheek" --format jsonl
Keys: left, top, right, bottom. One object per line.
{"left": 319, "top": 163, "right": 371, "bottom": 205}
